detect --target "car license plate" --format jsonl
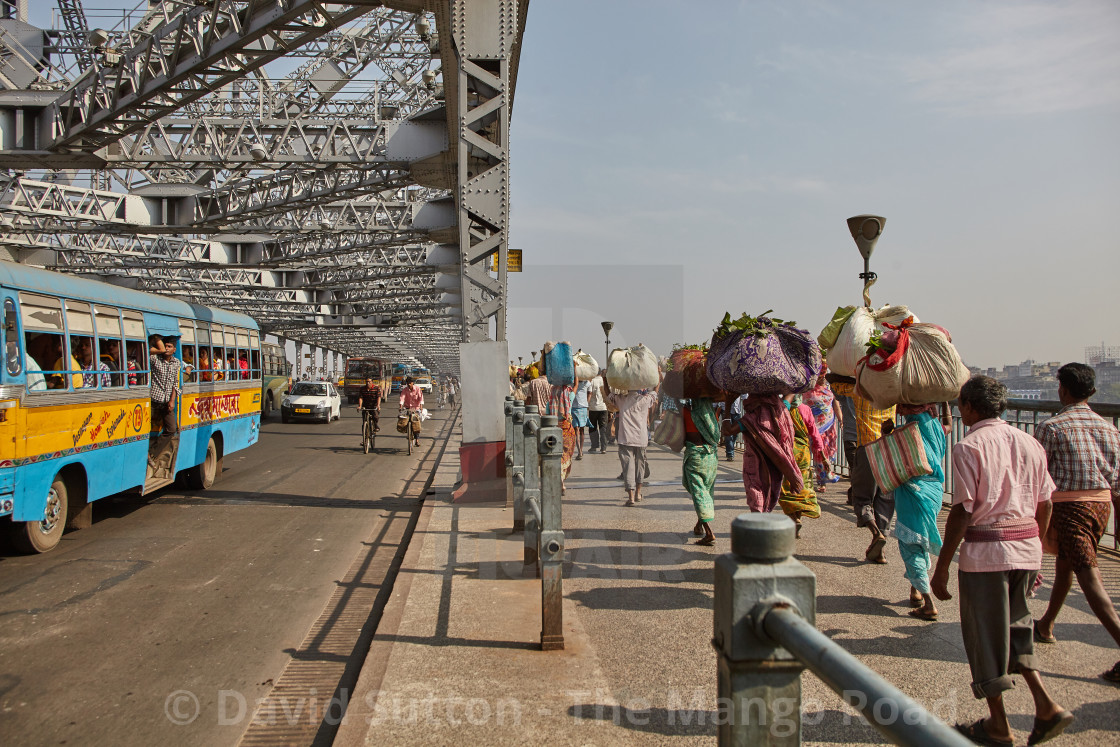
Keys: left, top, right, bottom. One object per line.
{"left": 296, "top": 408, "right": 310, "bottom": 413}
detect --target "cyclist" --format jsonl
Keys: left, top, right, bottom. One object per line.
{"left": 399, "top": 376, "right": 425, "bottom": 449}
{"left": 356, "top": 377, "right": 382, "bottom": 448}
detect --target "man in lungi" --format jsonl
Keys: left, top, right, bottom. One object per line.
{"left": 933, "top": 376, "right": 1072, "bottom": 746}
{"left": 1031, "top": 363, "right": 1120, "bottom": 684}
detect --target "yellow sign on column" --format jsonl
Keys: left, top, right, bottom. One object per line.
{"left": 491, "top": 249, "right": 523, "bottom": 273}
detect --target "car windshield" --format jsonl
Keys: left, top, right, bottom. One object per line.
{"left": 292, "top": 383, "right": 328, "bottom": 396}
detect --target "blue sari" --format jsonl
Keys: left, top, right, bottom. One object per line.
{"left": 893, "top": 411, "right": 946, "bottom": 593}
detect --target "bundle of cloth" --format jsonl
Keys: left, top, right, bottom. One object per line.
{"left": 543, "top": 341, "right": 575, "bottom": 387}
{"left": 855, "top": 317, "right": 970, "bottom": 408}
{"left": 706, "top": 312, "right": 821, "bottom": 395}
{"left": 819, "top": 304, "right": 918, "bottom": 378}
{"left": 662, "top": 346, "right": 724, "bottom": 399}
{"left": 573, "top": 351, "right": 598, "bottom": 380}
{"left": 607, "top": 344, "right": 659, "bottom": 390}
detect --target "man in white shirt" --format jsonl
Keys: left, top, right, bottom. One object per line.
{"left": 586, "top": 371, "right": 608, "bottom": 454}
{"left": 606, "top": 376, "right": 658, "bottom": 506}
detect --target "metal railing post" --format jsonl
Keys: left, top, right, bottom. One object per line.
{"left": 522, "top": 405, "right": 541, "bottom": 572}
{"left": 714, "top": 513, "right": 813, "bottom": 745}
{"left": 504, "top": 396, "right": 516, "bottom": 516}
{"left": 537, "top": 413, "right": 565, "bottom": 651}
{"left": 510, "top": 400, "right": 526, "bottom": 532}
{"left": 715, "top": 514, "right": 972, "bottom": 746}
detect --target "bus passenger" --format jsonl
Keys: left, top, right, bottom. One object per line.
{"left": 126, "top": 340, "right": 146, "bottom": 385}
{"left": 198, "top": 348, "right": 212, "bottom": 382}
{"left": 148, "top": 336, "right": 191, "bottom": 471}
{"left": 49, "top": 335, "right": 83, "bottom": 389}
{"left": 239, "top": 353, "right": 249, "bottom": 380}
{"left": 101, "top": 339, "right": 124, "bottom": 387}
{"left": 182, "top": 346, "right": 196, "bottom": 383}
{"left": 24, "top": 334, "right": 49, "bottom": 392}
{"left": 77, "top": 337, "right": 111, "bottom": 389}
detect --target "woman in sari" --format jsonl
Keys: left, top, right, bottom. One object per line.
{"left": 780, "top": 394, "right": 825, "bottom": 537}
{"left": 681, "top": 397, "right": 721, "bottom": 546}
{"left": 545, "top": 369, "right": 577, "bottom": 495}
{"left": 893, "top": 403, "right": 947, "bottom": 621}
{"left": 802, "top": 364, "right": 842, "bottom": 489}
{"left": 723, "top": 394, "right": 803, "bottom": 513}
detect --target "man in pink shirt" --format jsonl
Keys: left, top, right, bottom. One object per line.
{"left": 399, "top": 377, "right": 425, "bottom": 448}
{"left": 932, "top": 377, "right": 1072, "bottom": 746}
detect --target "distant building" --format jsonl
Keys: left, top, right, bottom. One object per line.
{"left": 1086, "top": 344, "right": 1120, "bottom": 366}
{"left": 1009, "top": 390, "right": 1042, "bottom": 401}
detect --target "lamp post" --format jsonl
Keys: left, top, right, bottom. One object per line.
{"left": 601, "top": 321, "right": 614, "bottom": 370}
{"left": 846, "top": 215, "right": 885, "bottom": 307}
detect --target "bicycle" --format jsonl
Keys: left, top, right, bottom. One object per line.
{"left": 360, "top": 407, "right": 379, "bottom": 453}
{"left": 399, "top": 408, "right": 422, "bottom": 454}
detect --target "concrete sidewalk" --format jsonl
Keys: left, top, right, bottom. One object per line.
{"left": 337, "top": 435, "right": 1120, "bottom": 745}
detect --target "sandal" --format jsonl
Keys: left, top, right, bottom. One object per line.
{"left": 955, "top": 719, "right": 1013, "bottom": 746}
{"left": 1102, "top": 660, "right": 1120, "bottom": 684}
{"left": 908, "top": 608, "right": 939, "bottom": 621}
{"left": 1027, "top": 710, "right": 1073, "bottom": 745}
{"left": 1033, "top": 620, "right": 1057, "bottom": 644}
{"left": 866, "top": 534, "right": 887, "bottom": 563}
{"left": 696, "top": 536, "right": 715, "bottom": 546}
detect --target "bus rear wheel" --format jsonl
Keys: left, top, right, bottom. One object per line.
{"left": 184, "top": 437, "right": 221, "bottom": 490}
{"left": 10, "top": 475, "right": 68, "bottom": 554}
{"left": 263, "top": 393, "right": 273, "bottom": 419}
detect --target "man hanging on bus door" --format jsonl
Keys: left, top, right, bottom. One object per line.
{"left": 148, "top": 335, "right": 191, "bottom": 477}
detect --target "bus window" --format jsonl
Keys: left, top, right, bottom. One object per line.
{"left": 249, "top": 331, "right": 261, "bottom": 378}
{"left": 179, "top": 320, "right": 197, "bottom": 383}
{"left": 235, "top": 329, "right": 249, "bottom": 380}
{"left": 94, "top": 306, "right": 124, "bottom": 388}
{"left": 4, "top": 298, "right": 21, "bottom": 377}
{"left": 212, "top": 325, "right": 227, "bottom": 381}
{"left": 20, "top": 293, "right": 71, "bottom": 391}
{"left": 66, "top": 300, "right": 105, "bottom": 390}
{"left": 123, "top": 309, "right": 148, "bottom": 386}
{"left": 196, "top": 324, "right": 213, "bottom": 382}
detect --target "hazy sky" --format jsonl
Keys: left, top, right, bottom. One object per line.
{"left": 506, "top": 0, "right": 1120, "bottom": 370}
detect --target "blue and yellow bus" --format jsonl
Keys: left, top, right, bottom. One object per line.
{"left": 0, "top": 261, "right": 262, "bottom": 553}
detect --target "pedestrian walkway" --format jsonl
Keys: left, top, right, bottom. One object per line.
{"left": 337, "top": 432, "right": 1120, "bottom": 745}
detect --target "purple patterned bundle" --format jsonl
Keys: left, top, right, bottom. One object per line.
{"left": 706, "top": 318, "right": 821, "bottom": 396}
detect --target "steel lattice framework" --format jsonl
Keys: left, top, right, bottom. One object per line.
{"left": 0, "top": 0, "right": 528, "bottom": 374}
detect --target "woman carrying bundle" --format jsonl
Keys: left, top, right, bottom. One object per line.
{"left": 779, "top": 393, "right": 826, "bottom": 537}
{"left": 892, "top": 402, "right": 947, "bottom": 621}
{"left": 803, "top": 363, "right": 843, "bottom": 489}
{"left": 545, "top": 380, "right": 577, "bottom": 493}
{"left": 680, "top": 397, "right": 721, "bottom": 546}
{"left": 723, "top": 394, "right": 803, "bottom": 514}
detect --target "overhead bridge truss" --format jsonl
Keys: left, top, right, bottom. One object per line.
{"left": 0, "top": 0, "right": 529, "bottom": 373}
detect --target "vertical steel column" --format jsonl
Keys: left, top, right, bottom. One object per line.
{"left": 713, "top": 514, "right": 814, "bottom": 745}
{"left": 521, "top": 404, "right": 540, "bottom": 571}
{"left": 537, "top": 414, "right": 565, "bottom": 651}
{"left": 503, "top": 396, "right": 516, "bottom": 517}
{"left": 510, "top": 400, "right": 526, "bottom": 531}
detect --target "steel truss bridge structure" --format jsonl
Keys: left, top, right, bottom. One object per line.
{"left": 0, "top": 0, "right": 528, "bottom": 376}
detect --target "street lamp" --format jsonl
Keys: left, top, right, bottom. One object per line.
{"left": 601, "top": 321, "right": 614, "bottom": 370}
{"left": 846, "top": 215, "right": 885, "bottom": 307}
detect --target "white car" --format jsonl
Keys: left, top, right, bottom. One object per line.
{"left": 415, "top": 376, "right": 433, "bottom": 392}
{"left": 281, "top": 381, "right": 342, "bottom": 423}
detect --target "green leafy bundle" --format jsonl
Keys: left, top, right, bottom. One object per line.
{"left": 713, "top": 311, "right": 799, "bottom": 340}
